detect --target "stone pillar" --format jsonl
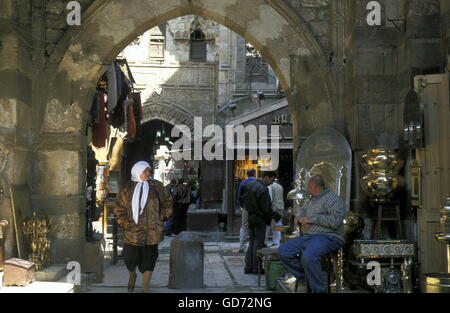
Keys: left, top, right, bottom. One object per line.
{"left": 30, "top": 132, "right": 89, "bottom": 264}
{"left": 169, "top": 232, "right": 204, "bottom": 289}
{"left": 0, "top": 0, "right": 33, "bottom": 260}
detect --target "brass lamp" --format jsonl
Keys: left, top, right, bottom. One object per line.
{"left": 287, "top": 188, "right": 310, "bottom": 202}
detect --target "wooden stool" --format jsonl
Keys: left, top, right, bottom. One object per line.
{"left": 294, "top": 250, "right": 339, "bottom": 293}
{"left": 374, "top": 202, "right": 403, "bottom": 239}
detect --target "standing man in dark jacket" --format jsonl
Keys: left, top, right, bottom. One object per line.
{"left": 172, "top": 178, "right": 191, "bottom": 235}
{"left": 244, "top": 171, "right": 281, "bottom": 274}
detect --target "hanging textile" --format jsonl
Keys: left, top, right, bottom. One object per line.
{"left": 106, "top": 62, "right": 118, "bottom": 113}
{"left": 127, "top": 97, "right": 137, "bottom": 139}
{"left": 111, "top": 71, "right": 132, "bottom": 129}
{"left": 132, "top": 92, "right": 143, "bottom": 121}
{"left": 114, "top": 62, "right": 122, "bottom": 101}
{"left": 89, "top": 91, "right": 100, "bottom": 126}
{"left": 132, "top": 92, "right": 143, "bottom": 139}
{"left": 92, "top": 92, "right": 107, "bottom": 148}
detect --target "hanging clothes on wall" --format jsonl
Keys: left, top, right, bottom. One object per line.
{"left": 127, "top": 96, "right": 137, "bottom": 139}
{"left": 132, "top": 92, "right": 143, "bottom": 139}
{"left": 106, "top": 62, "right": 118, "bottom": 113}
{"left": 92, "top": 92, "right": 107, "bottom": 148}
{"left": 132, "top": 92, "right": 143, "bottom": 121}
{"left": 89, "top": 90, "right": 100, "bottom": 126}
{"left": 111, "top": 70, "right": 133, "bottom": 129}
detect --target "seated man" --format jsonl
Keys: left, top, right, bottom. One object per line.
{"left": 278, "top": 174, "right": 346, "bottom": 293}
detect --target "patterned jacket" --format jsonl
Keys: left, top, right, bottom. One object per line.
{"left": 298, "top": 188, "right": 346, "bottom": 243}
{"left": 114, "top": 179, "right": 173, "bottom": 246}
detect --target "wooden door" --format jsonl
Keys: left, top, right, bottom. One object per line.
{"left": 415, "top": 74, "right": 450, "bottom": 279}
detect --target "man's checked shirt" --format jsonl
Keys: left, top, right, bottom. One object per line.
{"left": 298, "top": 188, "right": 346, "bottom": 243}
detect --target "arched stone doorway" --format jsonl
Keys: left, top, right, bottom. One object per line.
{"left": 141, "top": 100, "right": 195, "bottom": 131}
{"left": 32, "top": 0, "right": 339, "bottom": 264}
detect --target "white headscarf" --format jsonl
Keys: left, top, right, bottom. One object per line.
{"left": 131, "top": 161, "right": 151, "bottom": 224}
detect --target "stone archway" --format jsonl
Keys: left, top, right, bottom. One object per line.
{"left": 32, "top": 0, "right": 339, "bottom": 264}
{"left": 141, "top": 103, "right": 194, "bottom": 131}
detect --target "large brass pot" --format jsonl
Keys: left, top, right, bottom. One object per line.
{"left": 360, "top": 149, "right": 405, "bottom": 203}
{"left": 360, "top": 149, "right": 404, "bottom": 173}
{"left": 361, "top": 171, "right": 405, "bottom": 203}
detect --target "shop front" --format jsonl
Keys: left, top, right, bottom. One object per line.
{"left": 225, "top": 99, "right": 293, "bottom": 237}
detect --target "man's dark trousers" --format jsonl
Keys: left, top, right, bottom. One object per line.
{"left": 245, "top": 219, "right": 266, "bottom": 273}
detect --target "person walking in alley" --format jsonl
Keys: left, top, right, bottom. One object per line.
{"left": 172, "top": 178, "right": 191, "bottom": 235}
{"left": 244, "top": 171, "right": 282, "bottom": 274}
{"left": 266, "top": 178, "right": 285, "bottom": 248}
{"left": 163, "top": 179, "right": 177, "bottom": 236}
{"left": 115, "top": 161, "right": 173, "bottom": 293}
{"left": 237, "top": 168, "right": 256, "bottom": 253}
{"left": 278, "top": 174, "right": 346, "bottom": 293}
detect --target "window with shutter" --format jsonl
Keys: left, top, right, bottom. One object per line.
{"left": 149, "top": 24, "right": 166, "bottom": 62}
{"left": 190, "top": 29, "right": 207, "bottom": 62}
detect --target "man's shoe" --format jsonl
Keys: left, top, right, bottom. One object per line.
{"left": 238, "top": 247, "right": 246, "bottom": 253}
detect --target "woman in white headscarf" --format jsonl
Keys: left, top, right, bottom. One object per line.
{"left": 115, "top": 161, "right": 173, "bottom": 292}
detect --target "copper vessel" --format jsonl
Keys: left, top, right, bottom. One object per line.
{"left": 360, "top": 149, "right": 405, "bottom": 202}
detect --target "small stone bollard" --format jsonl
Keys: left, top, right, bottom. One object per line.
{"left": 169, "top": 232, "right": 204, "bottom": 289}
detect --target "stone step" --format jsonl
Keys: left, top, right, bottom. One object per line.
{"left": 35, "top": 264, "right": 68, "bottom": 282}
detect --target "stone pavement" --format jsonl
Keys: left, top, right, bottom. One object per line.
{"left": 86, "top": 236, "right": 269, "bottom": 293}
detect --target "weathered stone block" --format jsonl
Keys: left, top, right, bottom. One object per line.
{"left": 407, "top": 14, "right": 440, "bottom": 39}
{"left": 409, "top": 41, "right": 441, "bottom": 69}
{"left": 33, "top": 150, "right": 82, "bottom": 196}
{"left": 355, "top": 48, "right": 397, "bottom": 76}
{"left": 309, "top": 21, "right": 329, "bottom": 37}
{"left": 32, "top": 195, "right": 85, "bottom": 215}
{"left": 169, "top": 232, "right": 204, "bottom": 289}
{"left": 0, "top": 99, "right": 17, "bottom": 128}
{"left": 50, "top": 239, "right": 84, "bottom": 265}
{"left": 356, "top": 76, "right": 399, "bottom": 104}
{"left": 355, "top": 28, "right": 399, "bottom": 48}
{"left": 81, "top": 241, "right": 104, "bottom": 276}
{"left": 35, "top": 264, "right": 68, "bottom": 282}
{"left": 47, "top": 213, "right": 85, "bottom": 241}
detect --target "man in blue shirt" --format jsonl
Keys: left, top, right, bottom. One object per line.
{"left": 278, "top": 174, "right": 346, "bottom": 292}
{"left": 237, "top": 169, "right": 256, "bottom": 253}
